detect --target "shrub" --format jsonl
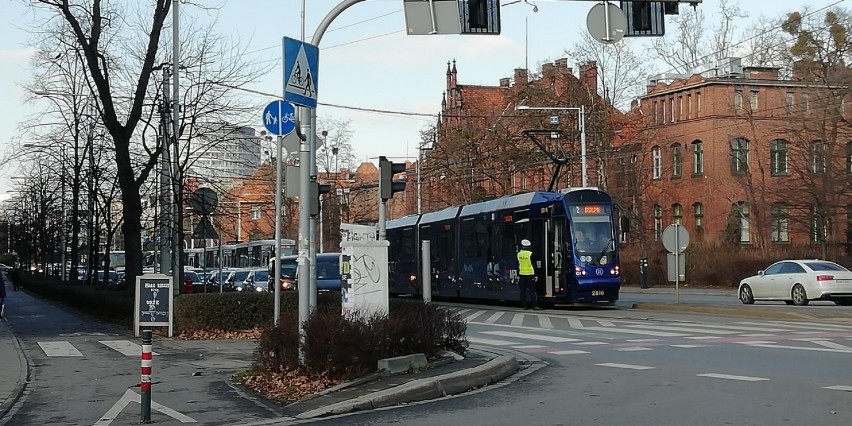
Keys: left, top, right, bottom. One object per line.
{"left": 256, "top": 300, "right": 468, "bottom": 381}
{"left": 20, "top": 274, "right": 134, "bottom": 323}
{"left": 174, "top": 291, "right": 340, "bottom": 335}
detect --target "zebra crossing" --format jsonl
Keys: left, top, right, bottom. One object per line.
{"left": 455, "top": 307, "right": 852, "bottom": 356}
{"left": 33, "top": 339, "right": 160, "bottom": 358}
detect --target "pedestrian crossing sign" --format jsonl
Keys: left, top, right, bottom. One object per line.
{"left": 283, "top": 37, "right": 319, "bottom": 109}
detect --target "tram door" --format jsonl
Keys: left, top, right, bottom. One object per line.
{"left": 532, "top": 210, "right": 564, "bottom": 298}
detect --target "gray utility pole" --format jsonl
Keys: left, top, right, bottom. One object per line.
{"left": 158, "top": 68, "right": 172, "bottom": 276}
{"left": 273, "top": 134, "right": 283, "bottom": 325}
{"left": 171, "top": 0, "right": 182, "bottom": 290}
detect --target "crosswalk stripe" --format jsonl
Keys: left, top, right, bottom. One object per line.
{"left": 627, "top": 339, "right": 661, "bottom": 343}
{"left": 583, "top": 326, "right": 686, "bottom": 337}
{"left": 734, "top": 341, "right": 777, "bottom": 345}
{"left": 549, "top": 350, "right": 590, "bottom": 355}
{"left": 38, "top": 341, "right": 83, "bottom": 357}
{"left": 538, "top": 315, "right": 553, "bottom": 329}
{"left": 671, "top": 344, "right": 707, "bottom": 348}
{"left": 456, "top": 309, "right": 471, "bottom": 316}
{"left": 468, "top": 337, "right": 517, "bottom": 346}
{"left": 697, "top": 373, "right": 769, "bottom": 382}
{"left": 484, "top": 312, "right": 504, "bottom": 324}
{"left": 615, "top": 347, "right": 653, "bottom": 351}
{"left": 511, "top": 313, "right": 525, "bottom": 326}
{"left": 744, "top": 342, "right": 852, "bottom": 353}
{"left": 566, "top": 318, "right": 584, "bottom": 329}
{"left": 824, "top": 385, "right": 852, "bottom": 392}
{"left": 596, "top": 319, "right": 615, "bottom": 327}
{"left": 666, "top": 323, "right": 792, "bottom": 333}
{"left": 597, "top": 363, "right": 655, "bottom": 370}
{"left": 465, "top": 310, "right": 488, "bottom": 322}
{"left": 810, "top": 340, "right": 852, "bottom": 351}
{"left": 574, "top": 341, "right": 608, "bottom": 345}
{"left": 684, "top": 336, "right": 725, "bottom": 340}
{"left": 99, "top": 340, "right": 159, "bottom": 357}
{"left": 482, "top": 330, "right": 581, "bottom": 343}
{"left": 623, "top": 324, "right": 740, "bottom": 335}
{"left": 762, "top": 321, "right": 852, "bottom": 331}
{"left": 512, "top": 345, "right": 547, "bottom": 349}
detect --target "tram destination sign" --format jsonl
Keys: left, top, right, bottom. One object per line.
{"left": 134, "top": 273, "right": 174, "bottom": 337}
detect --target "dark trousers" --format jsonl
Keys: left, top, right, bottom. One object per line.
{"left": 520, "top": 275, "right": 537, "bottom": 309}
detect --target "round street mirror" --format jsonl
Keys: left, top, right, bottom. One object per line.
{"left": 190, "top": 187, "right": 218, "bottom": 215}
{"left": 586, "top": 2, "right": 627, "bottom": 45}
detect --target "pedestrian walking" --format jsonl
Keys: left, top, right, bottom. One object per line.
{"left": 0, "top": 271, "right": 7, "bottom": 319}
{"left": 517, "top": 239, "right": 539, "bottom": 310}
{"left": 11, "top": 270, "right": 19, "bottom": 291}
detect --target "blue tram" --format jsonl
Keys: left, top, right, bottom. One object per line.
{"left": 386, "top": 187, "right": 622, "bottom": 305}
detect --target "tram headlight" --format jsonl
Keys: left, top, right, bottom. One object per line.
{"left": 409, "top": 274, "right": 416, "bottom": 282}
{"left": 610, "top": 265, "right": 620, "bottom": 275}
{"left": 574, "top": 265, "right": 587, "bottom": 276}
{"left": 600, "top": 256, "right": 607, "bottom": 265}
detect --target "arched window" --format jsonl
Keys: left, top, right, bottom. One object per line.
{"left": 692, "top": 140, "right": 703, "bottom": 175}
{"left": 671, "top": 143, "right": 682, "bottom": 178}
{"left": 693, "top": 202, "right": 703, "bottom": 229}
{"left": 653, "top": 204, "right": 662, "bottom": 241}
{"left": 770, "top": 139, "right": 788, "bottom": 176}
{"left": 672, "top": 203, "right": 683, "bottom": 225}
{"left": 652, "top": 146, "right": 662, "bottom": 179}
{"left": 730, "top": 138, "right": 749, "bottom": 174}
{"left": 771, "top": 203, "right": 789, "bottom": 243}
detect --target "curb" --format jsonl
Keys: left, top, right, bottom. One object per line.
{"left": 0, "top": 322, "right": 30, "bottom": 422}
{"left": 295, "top": 355, "right": 520, "bottom": 419}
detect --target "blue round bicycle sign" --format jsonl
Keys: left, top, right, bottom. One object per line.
{"left": 262, "top": 100, "right": 296, "bottom": 136}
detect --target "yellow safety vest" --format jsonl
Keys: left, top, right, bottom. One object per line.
{"left": 517, "top": 250, "right": 534, "bottom": 276}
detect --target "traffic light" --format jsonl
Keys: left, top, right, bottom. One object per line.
{"left": 462, "top": 0, "right": 501, "bottom": 35}
{"left": 379, "top": 156, "right": 407, "bottom": 201}
{"left": 310, "top": 180, "right": 332, "bottom": 216}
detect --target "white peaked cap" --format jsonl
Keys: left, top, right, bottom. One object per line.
{"left": 521, "top": 239, "right": 531, "bottom": 247}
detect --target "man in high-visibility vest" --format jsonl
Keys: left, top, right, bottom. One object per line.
{"left": 517, "top": 239, "right": 539, "bottom": 310}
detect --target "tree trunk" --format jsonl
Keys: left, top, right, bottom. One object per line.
{"left": 117, "top": 157, "right": 144, "bottom": 287}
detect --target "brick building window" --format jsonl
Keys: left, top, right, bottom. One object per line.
{"left": 771, "top": 203, "right": 789, "bottom": 243}
{"left": 734, "top": 89, "right": 743, "bottom": 111}
{"left": 750, "top": 90, "right": 759, "bottom": 111}
{"left": 653, "top": 205, "right": 662, "bottom": 241}
{"left": 810, "top": 140, "right": 825, "bottom": 174}
{"left": 811, "top": 204, "right": 826, "bottom": 243}
{"left": 687, "top": 94, "right": 692, "bottom": 118}
{"left": 802, "top": 92, "right": 810, "bottom": 112}
{"left": 693, "top": 202, "right": 703, "bottom": 229}
{"left": 692, "top": 140, "right": 703, "bottom": 175}
{"left": 730, "top": 138, "right": 749, "bottom": 174}
{"left": 672, "top": 203, "right": 682, "bottom": 225}
{"left": 696, "top": 91, "right": 702, "bottom": 112}
{"left": 251, "top": 206, "right": 261, "bottom": 220}
{"left": 671, "top": 143, "right": 682, "bottom": 178}
{"left": 770, "top": 139, "right": 788, "bottom": 176}
{"left": 662, "top": 99, "right": 666, "bottom": 124}
{"left": 652, "top": 101, "right": 658, "bottom": 124}
{"left": 652, "top": 146, "right": 662, "bottom": 179}
{"left": 732, "top": 202, "right": 750, "bottom": 243}
{"left": 670, "top": 98, "right": 675, "bottom": 123}
{"left": 786, "top": 91, "right": 794, "bottom": 113}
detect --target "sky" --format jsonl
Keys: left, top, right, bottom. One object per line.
{"left": 0, "top": 0, "right": 839, "bottom": 201}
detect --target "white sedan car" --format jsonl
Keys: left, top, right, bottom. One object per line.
{"left": 738, "top": 260, "right": 852, "bottom": 306}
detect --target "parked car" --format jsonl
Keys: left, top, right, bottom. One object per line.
{"left": 207, "top": 270, "right": 235, "bottom": 291}
{"left": 738, "top": 260, "right": 852, "bottom": 306}
{"left": 97, "top": 270, "right": 122, "bottom": 290}
{"left": 272, "top": 253, "right": 341, "bottom": 292}
{"left": 227, "top": 269, "right": 254, "bottom": 292}
{"left": 247, "top": 269, "right": 271, "bottom": 292}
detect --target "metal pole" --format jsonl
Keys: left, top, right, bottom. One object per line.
{"left": 236, "top": 201, "right": 241, "bottom": 242}
{"left": 274, "top": 135, "right": 283, "bottom": 325}
{"left": 140, "top": 329, "right": 153, "bottom": 423}
{"left": 378, "top": 199, "right": 386, "bottom": 240}
{"left": 422, "top": 240, "right": 431, "bottom": 303}
{"left": 171, "top": 0, "right": 182, "bottom": 291}
{"left": 60, "top": 147, "right": 67, "bottom": 280}
{"left": 675, "top": 224, "right": 680, "bottom": 304}
{"left": 417, "top": 150, "right": 422, "bottom": 214}
{"left": 309, "top": 114, "right": 318, "bottom": 311}
{"left": 218, "top": 229, "right": 223, "bottom": 293}
{"left": 158, "top": 69, "right": 172, "bottom": 276}
{"left": 580, "top": 105, "right": 588, "bottom": 187}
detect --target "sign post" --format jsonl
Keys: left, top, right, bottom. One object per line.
{"left": 134, "top": 274, "right": 174, "bottom": 337}
{"left": 662, "top": 224, "right": 690, "bottom": 304}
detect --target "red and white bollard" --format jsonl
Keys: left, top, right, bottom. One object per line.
{"left": 141, "top": 329, "right": 153, "bottom": 423}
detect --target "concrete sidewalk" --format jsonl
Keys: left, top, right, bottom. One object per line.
{"left": 0, "top": 277, "right": 29, "bottom": 422}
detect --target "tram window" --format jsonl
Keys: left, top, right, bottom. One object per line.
{"left": 475, "top": 221, "right": 488, "bottom": 257}
{"left": 462, "top": 220, "right": 477, "bottom": 257}
{"left": 400, "top": 228, "right": 415, "bottom": 260}
{"left": 500, "top": 222, "right": 515, "bottom": 256}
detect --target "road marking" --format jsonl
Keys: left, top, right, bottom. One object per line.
{"left": 456, "top": 309, "right": 470, "bottom": 315}
{"left": 734, "top": 341, "right": 777, "bottom": 345}
{"left": 596, "top": 363, "right": 655, "bottom": 370}
{"left": 482, "top": 330, "right": 581, "bottom": 343}
{"left": 697, "top": 373, "right": 769, "bottom": 382}
{"left": 671, "top": 323, "right": 791, "bottom": 333}
{"left": 684, "top": 336, "right": 726, "bottom": 340}
{"left": 512, "top": 345, "right": 547, "bottom": 349}
{"left": 468, "top": 337, "right": 517, "bottom": 346}
{"left": 483, "top": 311, "right": 504, "bottom": 324}
{"left": 765, "top": 321, "right": 852, "bottom": 331}
{"left": 584, "top": 326, "right": 686, "bottom": 337}
{"left": 740, "top": 333, "right": 779, "bottom": 337}
{"left": 574, "top": 341, "right": 608, "bottom": 345}
{"left": 809, "top": 340, "right": 852, "bottom": 351}
{"left": 624, "top": 324, "right": 740, "bottom": 335}
{"left": 538, "top": 315, "right": 554, "bottom": 329}
{"left": 99, "top": 340, "right": 159, "bottom": 357}
{"left": 511, "top": 314, "right": 525, "bottom": 326}
{"left": 94, "top": 389, "right": 196, "bottom": 425}
{"left": 465, "top": 310, "right": 488, "bottom": 322}
{"left": 566, "top": 318, "right": 584, "bottom": 329}
{"left": 743, "top": 343, "right": 852, "bottom": 353}
{"left": 627, "top": 339, "right": 661, "bottom": 343}
{"left": 615, "top": 347, "right": 653, "bottom": 352}
{"left": 549, "top": 350, "right": 590, "bottom": 355}
{"left": 596, "top": 319, "right": 615, "bottom": 327}
{"left": 38, "top": 341, "right": 83, "bottom": 357}
{"left": 823, "top": 385, "right": 852, "bottom": 392}
{"left": 671, "top": 344, "right": 707, "bottom": 348}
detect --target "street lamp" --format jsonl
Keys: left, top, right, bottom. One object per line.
{"left": 516, "top": 105, "right": 588, "bottom": 187}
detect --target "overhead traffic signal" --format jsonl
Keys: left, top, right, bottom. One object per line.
{"left": 379, "top": 156, "right": 407, "bottom": 201}
{"left": 310, "top": 180, "right": 332, "bottom": 216}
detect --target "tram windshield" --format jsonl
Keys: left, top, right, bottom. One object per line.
{"left": 568, "top": 204, "right": 616, "bottom": 259}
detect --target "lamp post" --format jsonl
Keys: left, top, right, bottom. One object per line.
{"left": 516, "top": 105, "right": 588, "bottom": 187}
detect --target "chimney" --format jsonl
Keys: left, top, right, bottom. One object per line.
{"left": 499, "top": 77, "right": 510, "bottom": 88}
{"left": 579, "top": 61, "right": 598, "bottom": 91}
{"left": 542, "top": 63, "right": 555, "bottom": 77}
{"left": 555, "top": 58, "right": 568, "bottom": 68}
{"left": 514, "top": 68, "right": 528, "bottom": 86}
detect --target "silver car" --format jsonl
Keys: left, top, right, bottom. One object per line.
{"left": 738, "top": 260, "right": 852, "bottom": 306}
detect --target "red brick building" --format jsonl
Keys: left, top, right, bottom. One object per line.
{"left": 618, "top": 58, "right": 852, "bottom": 252}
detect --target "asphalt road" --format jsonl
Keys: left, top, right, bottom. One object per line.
{"left": 302, "top": 303, "right": 852, "bottom": 426}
